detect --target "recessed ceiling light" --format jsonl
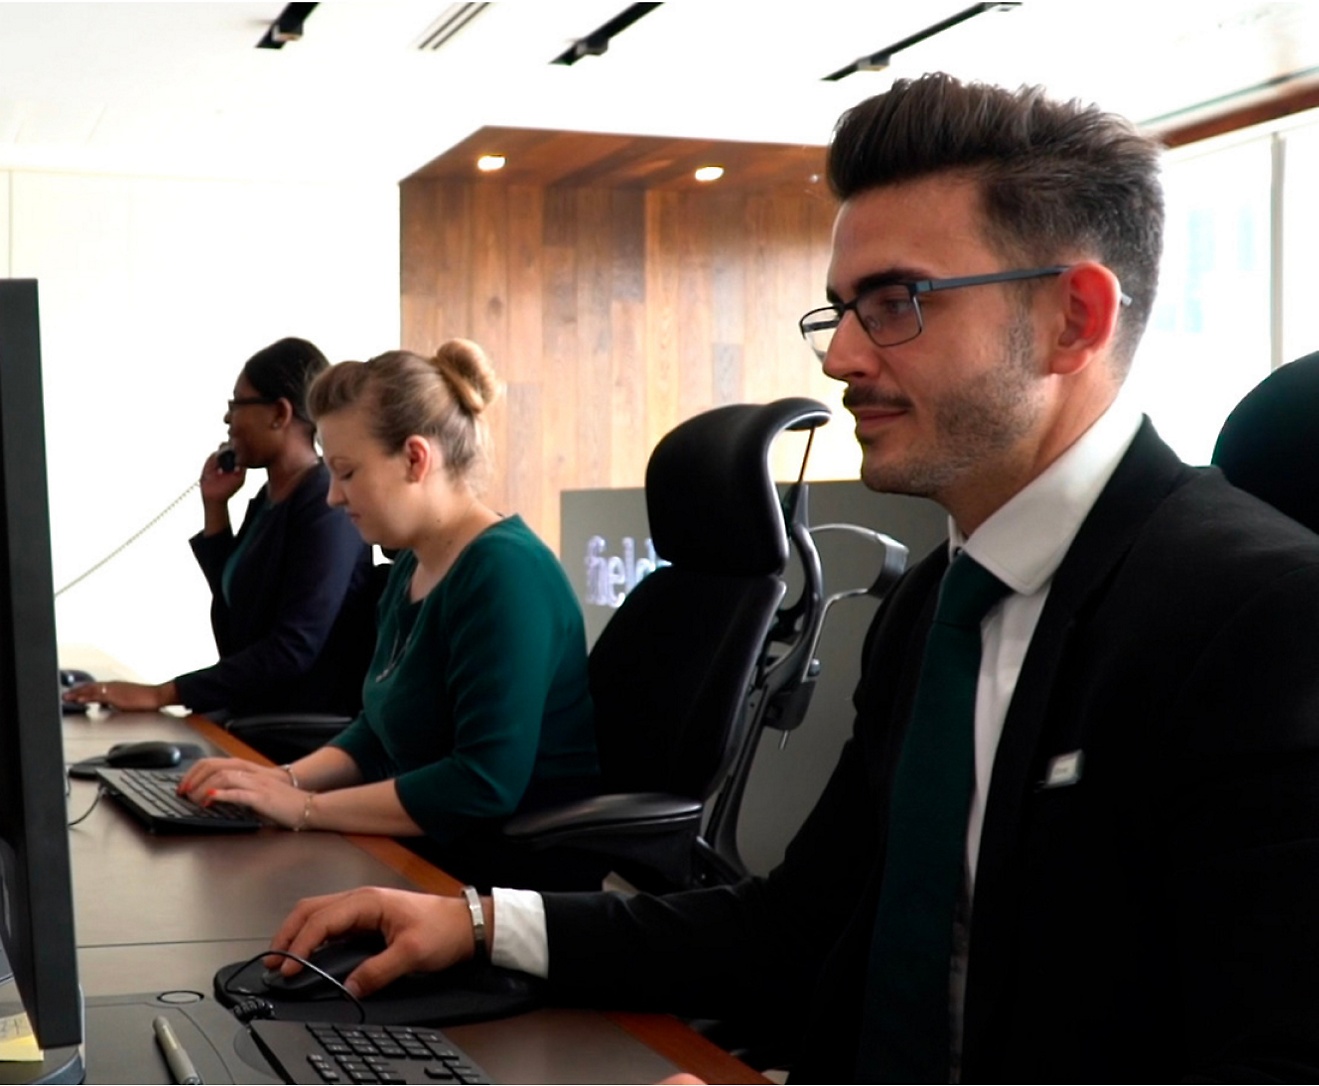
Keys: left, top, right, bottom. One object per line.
{"left": 694, "top": 165, "right": 724, "bottom": 183}
{"left": 476, "top": 154, "right": 506, "bottom": 172}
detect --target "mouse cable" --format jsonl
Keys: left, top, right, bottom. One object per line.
{"left": 222, "top": 948, "right": 367, "bottom": 1024}
{"left": 66, "top": 781, "right": 106, "bottom": 828}
{"left": 54, "top": 480, "right": 199, "bottom": 598}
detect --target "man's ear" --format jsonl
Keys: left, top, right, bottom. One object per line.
{"left": 1051, "top": 262, "right": 1124, "bottom": 375}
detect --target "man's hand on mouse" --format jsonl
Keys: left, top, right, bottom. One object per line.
{"left": 266, "top": 887, "right": 488, "bottom": 999}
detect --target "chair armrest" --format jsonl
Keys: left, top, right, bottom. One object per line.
{"left": 223, "top": 714, "right": 353, "bottom": 764}
{"left": 224, "top": 713, "right": 353, "bottom": 732}
{"left": 501, "top": 793, "right": 706, "bottom": 891}
{"left": 502, "top": 792, "right": 703, "bottom": 844}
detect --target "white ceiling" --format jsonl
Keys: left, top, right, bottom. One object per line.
{"left": 2, "top": 1, "right": 1319, "bottom": 185}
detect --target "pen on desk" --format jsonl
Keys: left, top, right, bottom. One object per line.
{"left": 153, "top": 1014, "right": 204, "bottom": 1085}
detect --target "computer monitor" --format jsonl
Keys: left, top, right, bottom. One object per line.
{"left": 0, "top": 279, "right": 84, "bottom": 1083}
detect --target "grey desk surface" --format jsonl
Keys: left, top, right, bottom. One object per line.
{"left": 58, "top": 708, "right": 763, "bottom": 1084}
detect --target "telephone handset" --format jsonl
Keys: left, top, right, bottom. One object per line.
{"left": 217, "top": 446, "right": 238, "bottom": 473}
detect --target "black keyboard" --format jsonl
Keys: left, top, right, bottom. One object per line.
{"left": 95, "top": 766, "right": 264, "bottom": 833}
{"left": 249, "top": 1019, "right": 493, "bottom": 1084}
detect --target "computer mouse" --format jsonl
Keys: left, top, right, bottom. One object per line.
{"left": 261, "top": 932, "right": 388, "bottom": 1001}
{"left": 59, "top": 668, "right": 95, "bottom": 688}
{"left": 104, "top": 740, "right": 185, "bottom": 769}
{"left": 69, "top": 742, "right": 205, "bottom": 779}
{"left": 59, "top": 669, "right": 95, "bottom": 714}
{"left": 215, "top": 946, "right": 545, "bottom": 1024}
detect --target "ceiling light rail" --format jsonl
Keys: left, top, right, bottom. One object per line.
{"left": 822, "top": 1, "right": 1020, "bottom": 81}
{"left": 257, "top": 2, "right": 318, "bottom": 50}
{"left": 552, "top": 3, "right": 663, "bottom": 65}
{"left": 417, "top": 3, "right": 490, "bottom": 51}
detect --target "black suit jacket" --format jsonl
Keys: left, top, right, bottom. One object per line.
{"left": 173, "top": 462, "right": 376, "bottom": 716}
{"left": 542, "top": 421, "right": 1319, "bottom": 1082}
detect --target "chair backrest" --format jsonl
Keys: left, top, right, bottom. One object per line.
{"left": 589, "top": 397, "right": 830, "bottom": 800}
{"left": 225, "top": 555, "right": 393, "bottom": 763}
{"left": 1212, "top": 349, "right": 1319, "bottom": 532}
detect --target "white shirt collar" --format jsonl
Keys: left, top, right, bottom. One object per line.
{"left": 952, "top": 401, "right": 1143, "bottom": 596}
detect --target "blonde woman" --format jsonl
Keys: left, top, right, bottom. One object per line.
{"left": 180, "top": 340, "right": 598, "bottom": 884}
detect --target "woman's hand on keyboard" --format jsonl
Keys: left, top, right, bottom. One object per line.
{"left": 176, "top": 756, "right": 308, "bottom": 827}
{"left": 267, "top": 887, "right": 484, "bottom": 998}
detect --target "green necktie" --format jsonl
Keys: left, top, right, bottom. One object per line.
{"left": 858, "top": 552, "right": 1010, "bottom": 1083}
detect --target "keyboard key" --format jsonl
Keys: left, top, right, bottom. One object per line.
{"left": 251, "top": 1019, "right": 493, "bottom": 1085}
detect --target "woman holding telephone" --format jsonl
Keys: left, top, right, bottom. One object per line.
{"left": 175, "top": 339, "right": 599, "bottom": 884}
{"left": 65, "top": 337, "right": 375, "bottom": 717}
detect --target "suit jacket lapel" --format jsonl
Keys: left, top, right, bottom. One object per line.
{"left": 962, "top": 419, "right": 1194, "bottom": 1070}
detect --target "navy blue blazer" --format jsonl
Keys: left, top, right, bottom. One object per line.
{"left": 173, "top": 461, "right": 375, "bottom": 717}
{"left": 541, "top": 420, "right": 1319, "bottom": 1082}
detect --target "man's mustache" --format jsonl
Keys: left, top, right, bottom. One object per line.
{"left": 843, "top": 387, "right": 912, "bottom": 412}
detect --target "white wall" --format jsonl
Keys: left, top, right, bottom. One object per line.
{"left": 1, "top": 169, "right": 399, "bottom": 683}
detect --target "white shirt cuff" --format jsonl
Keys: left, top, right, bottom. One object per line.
{"left": 490, "top": 886, "right": 549, "bottom": 978}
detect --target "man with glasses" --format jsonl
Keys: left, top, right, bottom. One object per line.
{"left": 266, "top": 73, "right": 1319, "bottom": 1081}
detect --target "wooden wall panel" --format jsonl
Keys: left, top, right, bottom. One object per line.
{"left": 468, "top": 181, "right": 509, "bottom": 514}
{"left": 644, "top": 191, "right": 682, "bottom": 455}
{"left": 574, "top": 187, "right": 613, "bottom": 490}
{"left": 540, "top": 187, "right": 579, "bottom": 537}
{"left": 709, "top": 192, "right": 747, "bottom": 407}
{"left": 504, "top": 185, "right": 545, "bottom": 526}
{"left": 399, "top": 174, "right": 859, "bottom": 552}
{"left": 675, "top": 192, "right": 715, "bottom": 422}
{"left": 469, "top": 181, "right": 509, "bottom": 362}
{"left": 609, "top": 190, "right": 648, "bottom": 488}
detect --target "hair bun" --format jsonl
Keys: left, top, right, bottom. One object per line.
{"left": 432, "top": 338, "right": 499, "bottom": 416}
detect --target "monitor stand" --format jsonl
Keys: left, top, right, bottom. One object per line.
{"left": 0, "top": 976, "right": 82, "bottom": 1086}
{"left": 0, "top": 1046, "right": 82, "bottom": 1086}
{"left": 1, "top": 974, "right": 276, "bottom": 1084}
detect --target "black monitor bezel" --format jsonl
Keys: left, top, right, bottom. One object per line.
{"left": 0, "top": 279, "right": 83, "bottom": 1057}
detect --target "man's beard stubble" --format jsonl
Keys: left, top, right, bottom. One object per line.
{"left": 852, "top": 310, "right": 1042, "bottom": 499}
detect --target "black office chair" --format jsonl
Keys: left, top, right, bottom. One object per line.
{"left": 222, "top": 559, "right": 393, "bottom": 764}
{"left": 1212, "top": 349, "right": 1319, "bottom": 533}
{"left": 223, "top": 712, "right": 354, "bottom": 764}
{"left": 501, "top": 397, "right": 840, "bottom": 892}
{"left": 701, "top": 499, "right": 909, "bottom": 881}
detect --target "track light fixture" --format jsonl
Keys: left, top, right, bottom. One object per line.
{"left": 822, "top": 2, "right": 1020, "bottom": 81}
{"left": 552, "top": 3, "right": 662, "bottom": 65}
{"left": 257, "top": 3, "right": 319, "bottom": 50}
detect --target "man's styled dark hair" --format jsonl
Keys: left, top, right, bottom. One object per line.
{"left": 828, "top": 72, "right": 1164, "bottom": 367}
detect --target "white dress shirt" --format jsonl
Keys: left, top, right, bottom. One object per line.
{"left": 490, "top": 401, "right": 1144, "bottom": 979}
{"left": 957, "top": 399, "right": 1140, "bottom": 886}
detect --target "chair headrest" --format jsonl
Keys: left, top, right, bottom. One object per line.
{"left": 645, "top": 397, "right": 831, "bottom": 575}
{"left": 1212, "top": 350, "right": 1319, "bottom": 532}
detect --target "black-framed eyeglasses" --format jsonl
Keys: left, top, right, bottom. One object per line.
{"left": 226, "top": 396, "right": 278, "bottom": 411}
{"left": 799, "top": 265, "right": 1129, "bottom": 361}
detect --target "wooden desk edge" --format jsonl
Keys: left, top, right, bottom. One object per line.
{"left": 189, "top": 716, "right": 771, "bottom": 1084}
{"left": 605, "top": 1011, "right": 773, "bottom": 1084}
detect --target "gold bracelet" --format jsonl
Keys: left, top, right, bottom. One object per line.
{"left": 281, "top": 763, "right": 300, "bottom": 790}
{"left": 291, "top": 791, "right": 315, "bottom": 832}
